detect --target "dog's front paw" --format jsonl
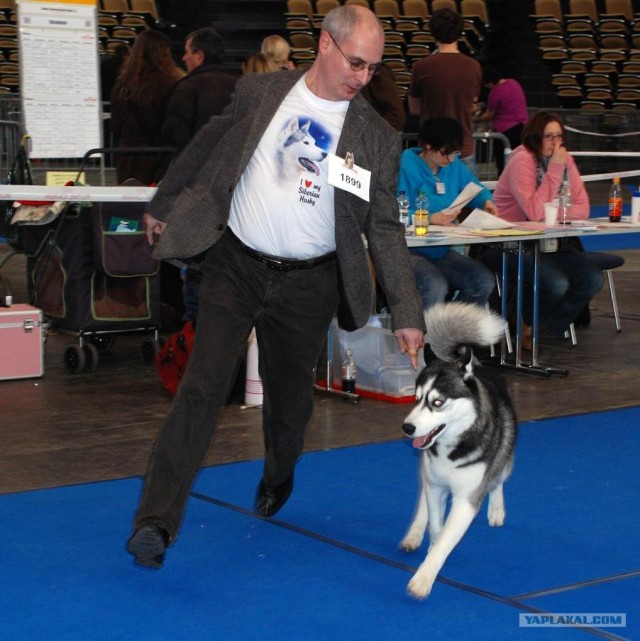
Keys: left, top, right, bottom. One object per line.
{"left": 400, "top": 530, "right": 423, "bottom": 552}
{"left": 488, "top": 506, "right": 505, "bottom": 527}
{"left": 407, "top": 572, "right": 434, "bottom": 600}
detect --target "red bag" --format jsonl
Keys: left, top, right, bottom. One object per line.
{"left": 156, "top": 321, "right": 195, "bottom": 395}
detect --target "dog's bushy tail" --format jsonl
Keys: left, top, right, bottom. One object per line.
{"left": 424, "top": 302, "right": 506, "bottom": 362}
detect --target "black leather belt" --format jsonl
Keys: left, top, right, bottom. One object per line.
{"left": 228, "top": 229, "right": 336, "bottom": 272}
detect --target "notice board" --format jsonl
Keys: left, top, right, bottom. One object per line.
{"left": 17, "top": 0, "right": 102, "bottom": 159}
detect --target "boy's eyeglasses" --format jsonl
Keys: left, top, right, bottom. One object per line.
{"left": 439, "top": 149, "right": 461, "bottom": 160}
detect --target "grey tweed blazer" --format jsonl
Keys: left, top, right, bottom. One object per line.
{"left": 149, "top": 70, "right": 425, "bottom": 332}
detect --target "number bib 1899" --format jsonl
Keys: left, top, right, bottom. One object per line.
{"left": 327, "top": 153, "right": 371, "bottom": 202}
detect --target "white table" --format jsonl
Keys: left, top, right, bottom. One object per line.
{"left": 6, "top": 181, "right": 638, "bottom": 380}
{"left": 408, "top": 218, "right": 640, "bottom": 377}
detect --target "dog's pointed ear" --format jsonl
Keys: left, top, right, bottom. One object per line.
{"left": 423, "top": 343, "right": 437, "bottom": 365}
{"left": 283, "top": 117, "right": 299, "bottom": 137}
{"left": 460, "top": 347, "right": 476, "bottom": 381}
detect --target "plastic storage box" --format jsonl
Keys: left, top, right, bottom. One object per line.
{"left": 330, "top": 315, "right": 422, "bottom": 402}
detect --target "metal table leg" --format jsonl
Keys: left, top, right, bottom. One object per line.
{"left": 484, "top": 240, "right": 568, "bottom": 378}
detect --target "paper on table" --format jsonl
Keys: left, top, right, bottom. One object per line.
{"left": 462, "top": 228, "right": 539, "bottom": 237}
{"left": 440, "top": 182, "right": 483, "bottom": 215}
{"left": 459, "top": 208, "right": 514, "bottom": 230}
{"left": 554, "top": 220, "right": 598, "bottom": 231}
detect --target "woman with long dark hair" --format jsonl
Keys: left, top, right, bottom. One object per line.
{"left": 110, "top": 30, "right": 184, "bottom": 184}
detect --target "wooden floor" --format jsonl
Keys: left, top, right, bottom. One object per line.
{"left": 2, "top": 237, "right": 640, "bottom": 496}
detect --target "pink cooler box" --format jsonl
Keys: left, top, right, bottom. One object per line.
{"left": 0, "top": 304, "right": 44, "bottom": 380}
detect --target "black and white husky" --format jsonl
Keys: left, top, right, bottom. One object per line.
{"left": 400, "top": 302, "right": 517, "bottom": 600}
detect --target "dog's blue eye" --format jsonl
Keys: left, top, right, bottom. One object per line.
{"left": 433, "top": 399, "right": 443, "bottom": 408}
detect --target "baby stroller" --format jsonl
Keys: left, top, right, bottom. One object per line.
{"left": 27, "top": 147, "right": 174, "bottom": 372}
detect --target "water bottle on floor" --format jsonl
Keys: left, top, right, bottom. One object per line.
{"left": 341, "top": 348, "right": 357, "bottom": 394}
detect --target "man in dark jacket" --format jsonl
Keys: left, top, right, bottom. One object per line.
{"left": 127, "top": 5, "right": 425, "bottom": 570}
{"left": 162, "top": 27, "right": 239, "bottom": 322}
{"left": 161, "top": 27, "right": 238, "bottom": 151}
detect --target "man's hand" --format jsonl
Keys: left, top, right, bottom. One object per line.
{"left": 431, "top": 210, "right": 459, "bottom": 225}
{"left": 143, "top": 212, "right": 167, "bottom": 246}
{"left": 394, "top": 328, "right": 425, "bottom": 370}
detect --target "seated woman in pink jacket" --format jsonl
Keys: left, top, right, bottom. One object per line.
{"left": 476, "top": 111, "right": 603, "bottom": 348}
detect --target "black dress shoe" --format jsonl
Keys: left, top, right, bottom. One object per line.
{"left": 254, "top": 474, "right": 294, "bottom": 517}
{"left": 126, "top": 524, "right": 170, "bottom": 569}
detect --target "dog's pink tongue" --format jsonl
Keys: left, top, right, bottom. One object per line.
{"left": 412, "top": 435, "right": 430, "bottom": 449}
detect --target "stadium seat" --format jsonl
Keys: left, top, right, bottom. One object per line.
{"left": 101, "top": 0, "right": 128, "bottom": 14}
{"left": 568, "top": 0, "right": 599, "bottom": 22}
{"left": 431, "top": 0, "right": 457, "bottom": 13}
{"left": 534, "top": 0, "right": 563, "bottom": 22}
{"left": 556, "top": 86, "right": 584, "bottom": 108}
{"left": 402, "top": 0, "right": 429, "bottom": 19}
{"left": 129, "top": 0, "right": 159, "bottom": 22}
{"left": 287, "top": 0, "right": 314, "bottom": 18}
{"left": 315, "top": 0, "right": 339, "bottom": 15}
{"left": 604, "top": 0, "right": 634, "bottom": 21}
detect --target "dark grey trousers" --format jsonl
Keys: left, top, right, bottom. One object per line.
{"left": 133, "top": 230, "right": 339, "bottom": 541}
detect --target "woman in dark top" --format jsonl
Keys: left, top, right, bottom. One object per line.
{"left": 110, "top": 30, "right": 184, "bottom": 184}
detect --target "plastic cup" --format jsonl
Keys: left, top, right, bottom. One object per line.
{"left": 244, "top": 329, "right": 263, "bottom": 406}
{"left": 631, "top": 193, "right": 640, "bottom": 224}
{"left": 544, "top": 202, "right": 558, "bottom": 226}
{"left": 413, "top": 212, "right": 429, "bottom": 236}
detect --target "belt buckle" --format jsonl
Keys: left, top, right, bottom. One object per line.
{"left": 261, "top": 255, "right": 292, "bottom": 271}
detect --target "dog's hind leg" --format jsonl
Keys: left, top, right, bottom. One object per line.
{"left": 400, "top": 458, "right": 429, "bottom": 552}
{"left": 407, "top": 498, "right": 477, "bottom": 600}
{"left": 487, "top": 481, "right": 506, "bottom": 527}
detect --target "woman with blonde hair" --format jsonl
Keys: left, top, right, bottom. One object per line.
{"left": 110, "top": 30, "right": 184, "bottom": 184}
{"left": 242, "top": 52, "right": 278, "bottom": 74}
{"left": 260, "top": 34, "right": 295, "bottom": 70}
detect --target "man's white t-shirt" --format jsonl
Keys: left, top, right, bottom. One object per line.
{"left": 229, "top": 75, "right": 349, "bottom": 259}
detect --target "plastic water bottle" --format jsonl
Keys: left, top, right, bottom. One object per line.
{"left": 415, "top": 191, "right": 429, "bottom": 215}
{"left": 564, "top": 180, "right": 572, "bottom": 217}
{"left": 557, "top": 177, "right": 570, "bottom": 224}
{"left": 341, "top": 348, "right": 357, "bottom": 394}
{"left": 397, "top": 191, "right": 410, "bottom": 233}
{"left": 609, "top": 176, "right": 622, "bottom": 222}
{"left": 414, "top": 191, "right": 429, "bottom": 236}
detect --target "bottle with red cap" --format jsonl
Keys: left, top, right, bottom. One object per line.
{"left": 608, "top": 177, "right": 622, "bottom": 223}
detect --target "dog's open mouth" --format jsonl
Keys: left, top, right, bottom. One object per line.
{"left": 299, "top": 157, "right": 320, "bottom": 175}
{"left": 412, "top": 424, "right": 446, "bottom": 449}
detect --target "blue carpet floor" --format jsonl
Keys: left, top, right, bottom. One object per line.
{"left": 0, "top": 408, "right": 638, "bottom": 641}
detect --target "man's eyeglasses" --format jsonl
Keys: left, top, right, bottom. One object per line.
{"left": 327, "top": 33, "right": 381, "bottom": 76}
{"left": 543, "top": 133, "right": 564, "bottom": 141}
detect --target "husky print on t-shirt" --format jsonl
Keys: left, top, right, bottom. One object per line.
{"left": 229, "top": 79, "right": 347, "bottom": 257}
{"left": 276, "top": 117, "right": 332, "bottom": 205}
